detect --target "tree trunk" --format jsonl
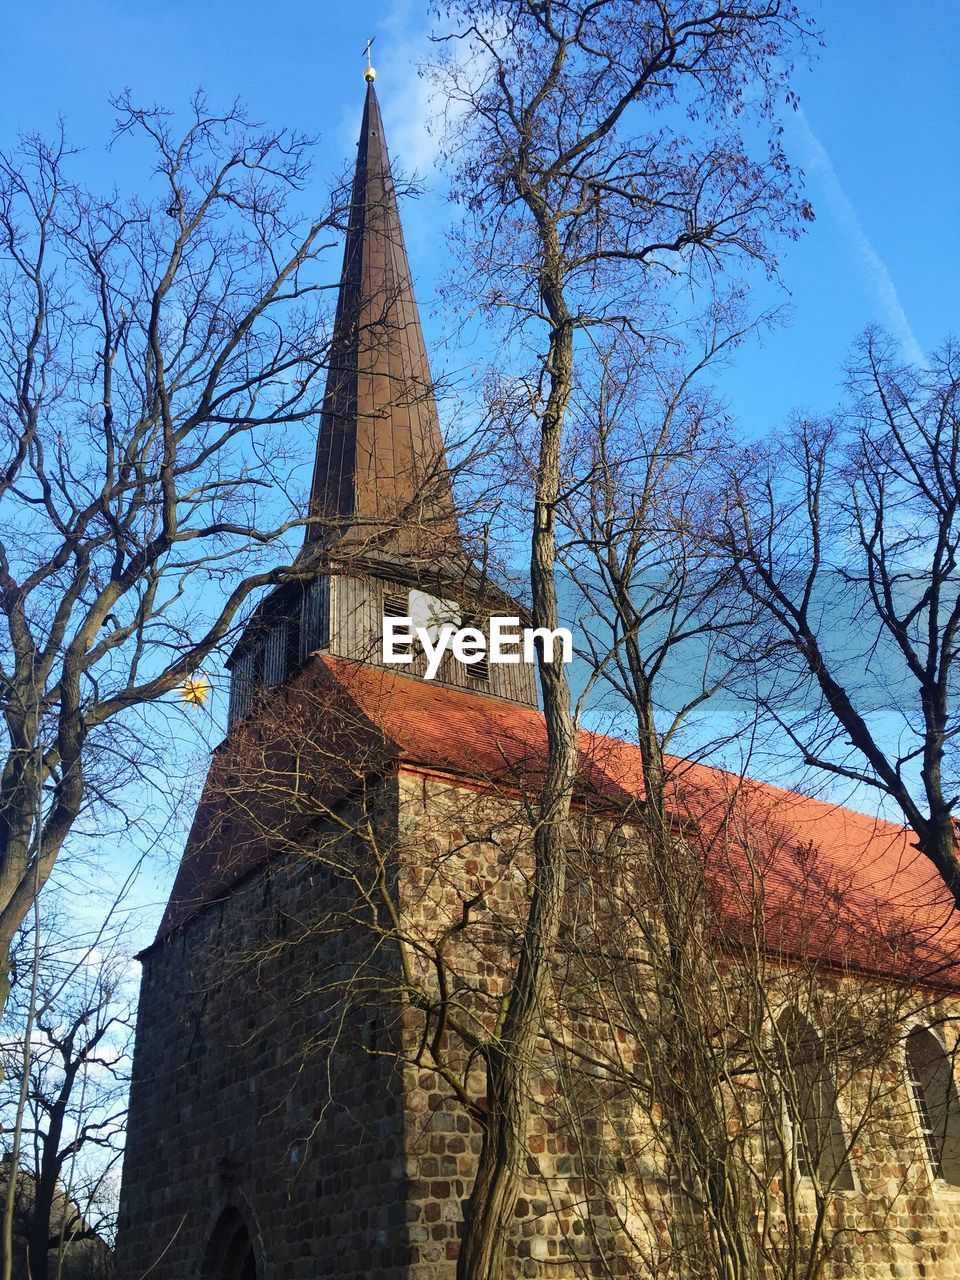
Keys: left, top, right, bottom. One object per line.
{"left": 457, "top": 301, "right": 578, "bottom": 1278}
{"left": 2, "top": 887, "right": 41, "bottom": 1280}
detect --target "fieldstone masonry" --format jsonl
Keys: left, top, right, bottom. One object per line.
{"left": 116, "top": 757, "right": 960, "bottom": 1280}
{"left": 117, "top": 781, "right": 415, "bottom": 1280}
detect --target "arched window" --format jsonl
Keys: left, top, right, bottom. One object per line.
{"left": 202, "top": 1207, "right": 259, "bottom": 1280}
{"left": 905, "top": 1026, "right": 960, "bottom": 1184}
{"left": 777, "top": 1011, "right": 854, "bottom": 1189}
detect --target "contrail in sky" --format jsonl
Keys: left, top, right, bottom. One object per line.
{"left": 791, "top": 108, "right": 926, "bottom": 368}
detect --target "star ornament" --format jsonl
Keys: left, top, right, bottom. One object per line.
{"left": 178, "top": 674, "right": 212, "bottom": 709}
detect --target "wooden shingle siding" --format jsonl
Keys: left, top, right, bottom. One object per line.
{"left": 263, "top": 621, "right": 288, "bottom": 687}
{"left": 227, "top": 648, "right": 254, "bottom": 729}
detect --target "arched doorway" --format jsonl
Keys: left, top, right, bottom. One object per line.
{"left": 202, "top": 1207, "right": 259, "bottom": 1280}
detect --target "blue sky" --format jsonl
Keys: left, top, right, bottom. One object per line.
{"left": 2, "top": 0, "right": 956, "bottom": 430}
{"left": 2, "top": 2, "right": 956, "bottom": 935}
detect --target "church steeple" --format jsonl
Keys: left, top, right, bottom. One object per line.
{"left": 223, "top": 76, "right": 538, "bottom": 729}
{"left": 305, "top": 77, "right": 459, "bottom": 559}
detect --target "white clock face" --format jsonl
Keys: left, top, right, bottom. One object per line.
{"left": 407, "top": 589, "right": 460, "bottom": 643}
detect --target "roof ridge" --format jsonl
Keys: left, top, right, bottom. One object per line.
{"left": 322, "top": 654, "right": 915, "bottom": 841}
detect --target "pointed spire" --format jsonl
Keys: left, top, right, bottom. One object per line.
{"left": 305, "top": 79, "right": 459, "bottom": 559}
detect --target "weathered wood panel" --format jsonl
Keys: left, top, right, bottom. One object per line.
{"left": 328, "top": 575, "right": 539, "bottom": 706}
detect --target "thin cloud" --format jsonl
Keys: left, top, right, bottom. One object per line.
{"left": 344, "top": 1, "right": 485, "bottom": 181}
{"left": 790, "top": 108, "right": 925, "bottom": 368}
{"left": 334, "top": 4, "right": 443, "bottom": 179}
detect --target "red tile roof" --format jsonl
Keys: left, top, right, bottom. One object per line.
{"left": 153, "top": 655, "right": 960, "bottom": 986}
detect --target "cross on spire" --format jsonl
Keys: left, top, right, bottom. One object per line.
{"left": 362, "top": 37, "right": 376, "bottom": 83}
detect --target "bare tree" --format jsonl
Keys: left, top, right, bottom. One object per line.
{"left": 0, "top": 93, "right": 347, "bottom": 978}
{"left": 1, "top": 913, "right": 133, "bottom": 1280}
{"left": 426, "top": 2, "right": 815, "bottom": 1272}
{"left": 554, "top": 795, "right": 948, "bottom": 1280}
{"left": 717, "top": 329, "right": 960, "bottom": 907}
{"left": 551, "top": 313, "right": 775, "bottom": 1278}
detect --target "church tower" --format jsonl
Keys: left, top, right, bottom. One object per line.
{"left": 223, "top": 72, "right": 536, "bottom": 729}
{"left": 115, "top": 73, "right": 536, "bottom": 1280}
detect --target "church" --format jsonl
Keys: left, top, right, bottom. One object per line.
{"left": 115, "top": 73, "right": 960, "bottom": 1280}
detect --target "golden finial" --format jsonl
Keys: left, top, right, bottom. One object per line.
{"left": 178, "top": 673, "right": 212, "bottom": 709}
{"left": 362, "top": 37, "right": 376, "bottom": 83}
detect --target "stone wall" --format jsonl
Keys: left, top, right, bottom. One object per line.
{"left": 394, "top": 770, "right": 960, "bottom": 1280}
{"left": 116, "top": 779, "right": 416, "bottom": 1280}
{"left": 117, "top": 763, "right": 960, "bottom": 1279}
